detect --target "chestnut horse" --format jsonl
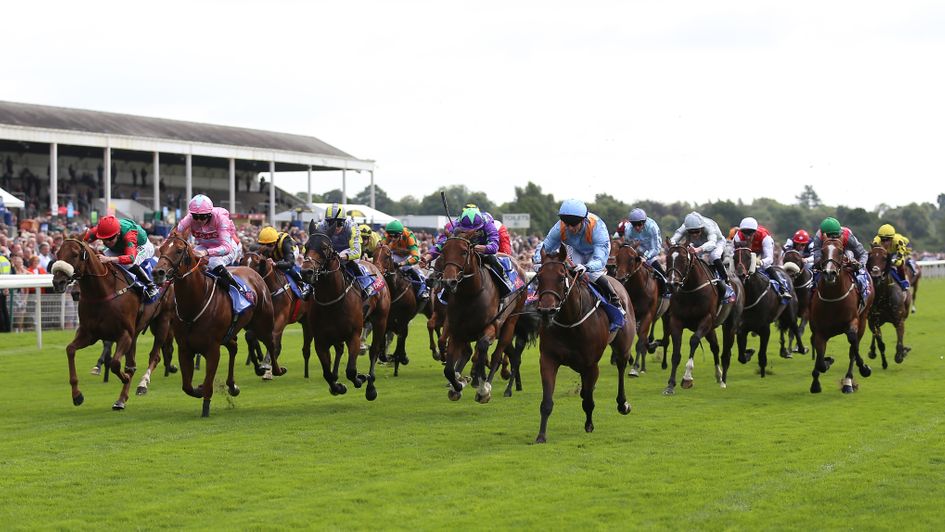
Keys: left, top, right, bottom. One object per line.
{"left": 663, "top": 241, "right": 744, "bottom": 395}
{"left": 300, "top": 227, "right": 390, "bottom": 400}
{"left": 613, "top": 242, "right": 668, "bottom": 376}
{"left": 50, "top": 238, "right": 175, "bottom": 410}
{"left": 534, "top": 246, "right": 634, "bottom": 443}
{"left": 808, "top": 238, "right": 873, "bottom": 394}
{"left": 732, "top": 247, "right": 803, "bottom": 377}
{"left": 373, "top": 244, "right": 426, "bottom": 377}
{"left": 866, "top": 246, "right": 912, "bottom": 369}
{"left": 241, "top": 251, "right": 314, "bottom": 379}
{"left": 153, "top": 234, "right": 279, "bottom": 417}
{"left": 780, "top": 249, "right": 812, "bottom": 355}
{"left": 436, "top": 232, "right": 526, "bottom": 403}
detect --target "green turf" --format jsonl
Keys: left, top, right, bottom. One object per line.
{"left": 1, "top": 280, "right": 944, "bottom": 529}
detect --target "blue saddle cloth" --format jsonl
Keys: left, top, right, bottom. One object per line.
{"left": 117, "top": 258, "right": 161, "bottom": 304}
{"left": 488, "top": 256, "right": 525, "bottom": 292}
{"left": 711, "top": 270, "right": 736, "bottom": 303}
{"left": 283, "top": 265, "right": 303, "bottom": 299}
{"left": 355, "top": 264, "right": 386, "bottom": 298}
{"left": 204, "top": 270, "right": 254, "bottom": 314}
{"left": 889, "top": 267, "right": 910, "bottom": 290}
{"left": 757, "top": 271, "right": 790, "bottom": 305}
{"left": 400, "top": 266, "right": 428, "bottom": 296}
{"left": 585, "top": 281, "right": 626, "bottom": 333}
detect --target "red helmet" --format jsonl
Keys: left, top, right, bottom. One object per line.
{"left": 792, "top": 229, "right": 810, "bottom": 245}
{"left": 95, "top": 216, "right": 121, "bottom": 240}
{"left": 615, "top": 220, "right": 627, "bottom": 236}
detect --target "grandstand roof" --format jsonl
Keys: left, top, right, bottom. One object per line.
{"left": 0, "top": 100, "right": 373, "bottom": 171}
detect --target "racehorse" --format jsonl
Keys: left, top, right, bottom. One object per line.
{"left": 612, "top": 241, "right": 668, "bottom": 376}
{"left": 732, "top": 247, "right": 803, "bottom": 377}
{"left": 153, "top": 233, "right": 280, "bottom": 417}
{"left": 662, "top": 240, "right": 744, "bottom": 394}
{"left": 240, "top": 251, "right": 313, "bottom": 379}
{"left": 534, "top": 245, "right": 634, "bottom": 443}
{"left": 808, "top": 238, "right": 874, "bottom": 394}
{"left": 373, "top": 244, "right": 424, "bottom": 377}
{"left": 866, "top": 246, "right": 912, "bottom": 368}
{"left": 780, "top": 249, "right": 812, "bottom": 355}
{"left": 436, "top": 231, "right": 526, "bottom": 403}
{"left": 300, "top": 225, "right": 390, "bottom": 400}
{"left": 50, "top": 238, "right": 175, "bottom": 410}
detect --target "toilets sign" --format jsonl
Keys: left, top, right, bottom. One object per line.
{"left": 502, "top": 213, "right": 530, "bottom": 229}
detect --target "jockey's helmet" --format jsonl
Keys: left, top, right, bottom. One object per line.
{"left": 878, "top": 224, "right": 896, "bottom": 239}
{"left": 385, "top": 220, "right": 404, "bottom": 235}
{"left": 188, "top": 194, "right": 213, "bottom": 215}
{"left": 739, "top": 217, "right": 758, "bottom": 232}
{"left": 820, "top": 217, "right": 841, "bottom": 237}
{"left": 628, "top": 208, "right": 647, "bottom": 224}
{"left": 359, "top": 224, "right": 374, "bottom": 235}
{"left": 792, "top": 229, "right": 810, "bottom": 245}
{"left": 558, "top": 199, "right": 588, "bottom": 226}
{"left": 324, "top": 203, "right": 347, "bottom": 223}
{"left": 258, "top": 226, "right": 279, "bottom": 245}
{"left": 95, "top": 216, "right": 121, "bottom": 240}
{"left": 458, "top": 207, "right": 485, "bottom": 230}
{"left": 683, "top": 212, "right": 704, "bottom": 232}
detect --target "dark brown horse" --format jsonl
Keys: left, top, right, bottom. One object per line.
{"left": 153, "top": 234, "right": 280, "bottom": 417}
{"left": 866, "top": 246, "right": 912, "bottom": 369}
{"left": 808, "top": 238, "right": 873, "bottom": 394}
{"left": 780, "top": 249, "right": 812, "bottom": 355}
{"left": 50, "top": 238, "right": 176, "bottom": 410}
{"left": 662, "top": 241, "right": 744, "bottom": 394}
{"left": 732, "top": 247, "right": 803, "bottom": 377}
{"left": 240, "top": 251, "right": 314, "bottom": 379}
{"left": 373, "top": 243, "right": 425, "bottom": 376}
{"left": 613, "top": 242, "right": 668, "bottom": 376}
{"left": 436, "top": 232, "right": 526, "bottom": 403}
{"left": 300, "top": 226, "right": 390, "bottom": 400}
{"left": 534, "top": 246, "right": 634, "bottom": 443}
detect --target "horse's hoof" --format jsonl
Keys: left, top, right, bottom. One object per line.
{"left": 330, "top": 383, "right": 347, "bottom": 396}
{"left": 378, "top": 353, "right": 389, "bottom": 363}
{"left": 617, "top": 402, "right": 631, "bottom": 415}
{"left": 136, "top": 386, "right": 148, "bottom": 396}
{"left": 841, "top": 385, "right": 855, "bottom": 394}
{"left": 274, "top": 367, "right": 287, "bottom": 377}
{"left": 663, "top": 386, "right": 675, "bottom": 396}
{"left": 780, "top": 349, "right": 792, "bottom": 359}
{"left": 501, "top": 366, "right": 511, "bottom": 379}
{"left": 168, "top": 365, "right": 178, "bottom": 374}
{"left": 681, "top": 379, "right": 693, "bottom": 389}
{"left": 647, "top": 342, "right": 658, "bottom": 354}
{"left": 112, "top": 400, "right": 125, "bottom": 411}
{"left": 868, "top": 350, "right": 877, "bottom": 359}
{"left": 825, "top": 357, "right": 835, "bottom": 368}
{"left": 400, "top": 355, "right": 410, "bottom": 366}
{"left": 585, "top": 422, "right": 594, "bottom": 433}
{"left": 366, "top": 387, "right": 377, "bottom": 401}
{"left": 254, "top": 367, "right": 267, "bottom": 377}
{"left": 810, "top": 381, "right": 822, "bottom": 394}
{"left": 447, "top": 389, "right": 462, "bottom": 401}
{"left": 195, "top": 384, "right": 204, "bottom": 395}
{"left": 882, "top": 359, "right": 888, "bottom": 370}
{"left": 476, "top": 392, "right": 491, "bottom": 404}
{"left": 894, "top": 353, "right": 904, "bottom": 364}
{"left": 720, "top": 381, "right": 727, "bottom": 389}
{"left": 228, "top": 385, "right": 240, "bottom": 397}
{"left": 503, "top": 389, "right": 512, "bottom": 398}
{"left": 628, "top": 368, "right": 640, "bottom": 378}
{"left": 72, "top": 393, "right": 85, "bottom": 406}
{"left": 262, "top": 370, "right": 273, "bottom": 381}
{"left": 535, "top": 434, "right": 546, "bottom": 444}
{"left": 859, "top": 365, "right": 872, "bottom": 378}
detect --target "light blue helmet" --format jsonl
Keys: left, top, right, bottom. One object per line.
{"left": 628, "top": 208, "right": 647, "bottom": 223}
{"left": 558, "top": 199, "right": 588, "bottom": 218}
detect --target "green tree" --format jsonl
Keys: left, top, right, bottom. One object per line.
{"left": 353, "top": 185, "right": 395, "bottom": 213}
{"left": 589, "top": 193, "right": 630, "bottom": 232}
{"left": 417, "top": 185, "right": 494, "bottom": 216}
{"left": 796, "top": 185, "right": 822, "bottom": 209}
{"left": 499, "top": 181, "right": 558, "bottom": 234}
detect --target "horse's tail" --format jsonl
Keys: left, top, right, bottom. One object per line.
{"left": 514, "top": 307, "right": 541, "bottom": 348}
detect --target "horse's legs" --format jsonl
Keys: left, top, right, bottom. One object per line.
{"left": 737, "top": 329, "right": 750, "bottom": 364}
{"left": 301, "top": 319, "right": 313, "bottom": 379}
{"left": 503, "top": 340, "right": 523, "bottom": 398}
{"left": 870, "top": 319, "right": 888, "bottom": 369}
{"left": 393, "top": 326, "right": 408, "bottom": 378}
{"left": 894, "top": 316, "right": 908, "bottom": 364}
{"left": 614, "top": 341, "right": 632, "bottom": 415}
{"left": 109, "top": 332, "right": 136, "bottom": 411}
{"left": 365, "top": 315, "right": 388, "bottom": 401}
{"left": 100, "top": 341, "right": 112, "bottom": 383}
{"left": 162, "top": 336, "right": 176, "bottom": 376}
{"left": 315, "top": 342, "right": 345, "bottom": 396}
{"left": 681, "top": 327, "right": 704, "bottom": 390}
{"left": 809, "top": 332, "right": 830, "bottom": 394}
{"left": 177, "top": 341, "right": 199, "bottom": 399}
{"left": 757, "top": 327, "right": 770, "bottom": 378}
{"left": 705, "top": 330, "right": 724, "bottom": 387}
{"left": 66, "top": 327, "right": 94, "bottom": 406}
{"left": 535, "top": 354, "right": 560, "bottom": 443}
{"left": 136, "top": 328, "right": 165, "bottom": 396}
{"left": 332, "top": 343, "right": 343, "bottom": 381}
{"left": 224, "top": 339, "right": 240, "bottom": 396}
{"left": 427, "top": 314, "right": 438, "bottom": 360}
{"left": 630, "top": 317, "right": 649, "bottom": 377}
{"left": 581, "top": 364, "right": 600, "bottom": 433}
{"left": 660, "top": 314, "right": 670, "bottom": 370}
{"left": 664, "top": 316, "right": 683, "bottom": 395}
{"left": 443, "top": 340, "right": 468, "bottom": 400}
{"left": 198, "top": 345, "right": 221, "bottom": 417}
{"left": 841, "top": 328, "right": 859, "bottom": 394}
{"left": 344, "top": 332, "right": 367, "bottom": 389}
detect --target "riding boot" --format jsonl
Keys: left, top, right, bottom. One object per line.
{"left": 594, "top": 275, "right": 623, "bottom": 311}
{"left": 768, "top": 267, "right": 793, "bottom": 300}
{"left": 651, "top": 261, "right": 670, "bottom": 296}
{"left": 288, "top": 268, "right": 311, "bottom": 300}
{"left": 213, "top": 264, "right": 247, "bottom": 297}
{"left": 713, "top": 258, "right": 732, "bottom": 301}
{"left": 129, "top": 263, "right": 159, "bottom": 299}
{"left": 484, "top": 254, "right": 511, "bottom": 291}
{"left": 896, "top": 264, "right": 911, "bottom": 291}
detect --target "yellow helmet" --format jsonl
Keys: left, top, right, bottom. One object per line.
{"left": 359, "top": 224, "right": 373, "bottom": 235}
{"left": 878, "top": 224, "right": 896, "bottom": 238}
{"left": 258, "top": 226, "right": 279, "bottom": 244}
{"left": 325, "top": 203, "right": 347, "bottom": 221}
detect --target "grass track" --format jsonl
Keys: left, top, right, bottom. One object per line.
{"left": 1, "top": 280, "right": 944, "bottom": 529}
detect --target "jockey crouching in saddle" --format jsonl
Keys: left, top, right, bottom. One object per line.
{"left": 423, "top": 206, "right": 513, "bottom": 296}
{"left": 255, "top": 226, "right": 311, "bottom": 300}
{"left": 381, "top": 219, "right": 430, "bottom": 300}
{"left": 810, "top": 217, "right": 871, "bottom": 302}
{"left": 176, "top": 194, "right": 246, "bottom": 296}
{"left": 732, "top": 216, "right": 793, "bottom": 300}
{"left": 623, "top": 207, "right": 670, "bottom": 297}
{"left": 670, "top": 211, "right": 733, "bottom": 301}
{"left": 83, "top": 215, "right": 160, "bottom": 299}
{"left": 872, "top": 224, "right": 915, "bottom": 291}
{"left": 313, "top": 203, "right": 367, "bottom": 295}
{"left": 358, "top": 224, "right": 382, "bottom": 259}
{"left": 532, "top": 199, "right": 624, "bottom": 312}
{"left": 783, "top": 229, "right": 814, "bottom": 267}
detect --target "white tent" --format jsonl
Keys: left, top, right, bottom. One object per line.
{"left": 0, "top": 187, "right": 25, "bottom": 209}
{"left": 274, "top": 203, "right": 397, "bottom": 227}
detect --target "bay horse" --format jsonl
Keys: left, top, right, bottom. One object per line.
{"left": 240, "top": 251, "right": 314, "bottom": 379}
{"left": 866, "top": 246, "right": 912, "bottom": 368}
{"left": 780, "top": 249, "right": 812, "bottom": 355}
{"left": 153, "top": 233, "right": 280, "bottom": 417}
{"left": 534, "top": 246, "right": 634, "bottom": 443}
{"left": 373, "top": 244, "right": 425, "bottom": 377}
{"left": 732, "top": 247, "right": 803, "bottom": 378}
{"left": 613, "top": 242, "right": 668, "bottom": 376}
{"left": 300, "top": 225, "right": 390, "bottom": 400}
{"left": 808, "top": 238, "right": 873, "bottom": 394}
{"left": 436, "top": 231, "right": 526, "bottom": 403}
{"left": 662, "top": 240, "right": 744, "bottom": 394}
{"left": 50, "top": 238, "right": 176, "bottom": 410}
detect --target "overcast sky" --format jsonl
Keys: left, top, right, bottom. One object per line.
{"left": 4, "top": 1, "right": 945, "bottom": 210}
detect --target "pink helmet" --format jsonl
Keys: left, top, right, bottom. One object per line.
{"left": 188, "top": 194, "right": 213, "bottom": 215}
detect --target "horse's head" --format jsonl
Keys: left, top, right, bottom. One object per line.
{"left": 242, "top": 251, "right": 273, "bottom": 278}
{"left": 374, "top": 243, "right": 395, "bottom": 276}
{"left": 664, "top": 238, "right": 693, "bottom": 293}
{"left": 818, "top": 237, "right": 844, "bottom": 285}
{"left": 732, "top": 246, "right": 755, "bottom": 280}
{"left": 535, "top": 245, "right": 575, "bottom": 323}
{"left": 301, "top": 230, "right": 336, "bottom": 283}
{"left": 781, "top": 249, "right": 804, "bottom": 273}
{"left": 867, "top": 245, "right": 888, "bottom": 280}
{"left": 153, "top": 233, "right": 197, "bottom": 284}
{"left": 49, "top": 239, "right": 96, "bottom": 293}
{"left": 613, "top": 242, "right": 641, "bottom": 282}
{"left": 437, "top": 235, "right": 475, "bottom": 293}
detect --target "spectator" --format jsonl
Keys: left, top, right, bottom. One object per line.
{"left": 37, "top": 242, "right": 54, "bottom": 270}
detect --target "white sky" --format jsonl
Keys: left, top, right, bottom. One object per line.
{"left": 4, "top": 1, "right": 945, "bottom": 210}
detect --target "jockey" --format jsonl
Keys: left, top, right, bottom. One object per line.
{"left": 427, "top": 206, "right": 512, "bottom": 291}
{"left": 358, "top": 224, "right": 382, "bottom": 259}
{"left": 783, "top": 229, "right": 814, "bottom": 263}
{"left": 176, "top": 194, "right": 246, "bottom": 296}
{"left": 464, "top": 203, "right": 512, "bottom": 255}
{"left": 382, "top": 219, "right": 429, "bottom": 300}
{"left": 872, "top": 223, "right": 914, "bottom": 290}
{"left": 256, "top": 226, "right": 311, "bottom": 300}
{"left": 670, "top": 211, "right": 731, "bottom": 293}
{"left": 313, "top": 203, "right": 364, "bottom": 280}
{"left": 623, "top": 207, "right": 669, "bottom": 294}
{"left": 532, "top": 199, "right": 621, "bottom": 308}
{"left": 810, "top": 217, "right": 871, "bottom": 299}
{"left": 732, "top": 217, "right": 792, "bottom": 300}
{"left": 612, "top": 219, "right": 628, "bottom": 240}
{"left": 84, "top": 215, "right": 159, "bottom": 299}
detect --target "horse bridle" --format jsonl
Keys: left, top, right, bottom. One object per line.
{"left": 158, "top": 235, "right": 201, "bottom": 282}
{"left": 666, "top": 245, "right": 695, "bottom": 286}
{"left": 614, "top": 244, "right": 644, "bottom": 283}
{"left": 57, "top": 238, "right": 110, "bottom": 282}
{"left": 302, "top": 233, "right": 341, "bottom": 281}
{"left": 536, "top": 259, "right": 580, "bottom": 314}
{"left": 819, "top": 240, "right": 845, "bottom": 274}
{"left": 438, "top": 236, "right": 477, "bottom": 286}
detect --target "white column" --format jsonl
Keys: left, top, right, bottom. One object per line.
{"left": 104, "top": 145, "right": 111, "bottom": 215}
{"left": 152, "top": 152, "right": 160, "bottom": 212}
{"left": 370, "top": 170, "right": 375, "bottom": 210}
{"left": 185, "top": 152, "right": 193, "bottom": 204}
{"left": 342, "top": 169, "right": 347, "bottom": 204}
{"left": 269, "top": 160, "right": 276, "bottom": 223}
{"left": 35, "top": 287, "right": 42, "bottom": 349}
{"left": 307, "top": 166, "right": 312, "bottom": 206}
{"left": 49, "top": 143, "right": 58, "bottom": 215}
{"left": 229, "top": 158, "right": 236, "bottom": 212}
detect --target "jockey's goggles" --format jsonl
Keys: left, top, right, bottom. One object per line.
{"left": 329, "top": 219, "right": 345, "bottom": 228}
{"left": 741, "top": 229, "right": 756, "bottom": 237}
{"left": 192, "top": 213, "right": 211, "bottom": 221}
{"left": 385, "top": 232, "right": 401, "bottom": 239}
{"left": 630, "top": 221, "right": 644, "bottom": 227}
{"left": 686, "top": 228, "right": 701, "bottom": 235}
{"left": 559, "top": 215, "right": 584, "bottom": 227}
{"left": 826, "top": 232, "right": 841, "bottom": 239}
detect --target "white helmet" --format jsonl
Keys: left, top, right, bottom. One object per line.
{"left": 739, "top": 217, "right": 758, "bottom": 231}
{"left": 683, "top": 212, "right": 704, "bottom": 230}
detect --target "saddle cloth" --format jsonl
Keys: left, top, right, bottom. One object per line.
{"left": 116, "top": 258, "right": 161, "bottom": 304}
{"left": 585, "top": 281, "right": 626, "bottom": 333}
{"left": 204, "top": 270, "right": 255, "bottom": 314}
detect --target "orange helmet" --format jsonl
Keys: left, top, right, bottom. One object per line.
{"left": 792, "top": 229, "right": 810, "bottom": 245}
{"left": 95, "top": 216, "right": 121, "bottom": 240}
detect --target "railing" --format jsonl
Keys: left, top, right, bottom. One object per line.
{"left": 917, "top": 259, "right": 945, "bottom": 278}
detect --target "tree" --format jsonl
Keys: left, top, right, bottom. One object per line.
{"left": 417, "top": 185, "right": 493, "bottom": 216}
{"left": 796, "top": 185, "right": 822, "bottom": 209}
{"left": 498, "top": 181, "right": 559, "bottom": 234}
{"left": 321, "top": 189, "right": 344, "bottom": 204}
{"left": 589, "top": 193, "right": 630, "bottom": 232}
{"left": 353, "top": 185, "right": 395, "bottom": 213}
